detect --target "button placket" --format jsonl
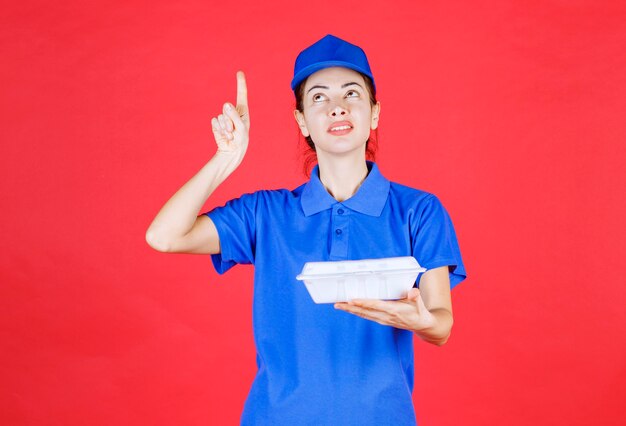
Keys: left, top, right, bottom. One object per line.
{"left": 329, "top": 205, "right": 350, "bottom": 260}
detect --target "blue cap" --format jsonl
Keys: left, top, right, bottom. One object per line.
{"left": 291, "top": 34, "right": 376, "bottom": 93}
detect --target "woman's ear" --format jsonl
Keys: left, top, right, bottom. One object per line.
{"left": 293, "top": 109, "right": 310, "bottom": 137}
{"left": 371, "top": 101, "right": 381, "bottom": 130}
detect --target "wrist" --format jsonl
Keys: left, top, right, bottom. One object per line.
{"left": 412, "top": 310, "right": 436, "bottom": 335}
{"left": 413, "top": 308, "right": 453, "bottom": 344}
{"left": 212, "top": 149, "right": 244, "bottom": 173}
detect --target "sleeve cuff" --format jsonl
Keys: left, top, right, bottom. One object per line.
{"left": 416, "top": 257, "right": 467, "bottom": 290}
{"left": 205, "top": 211, "right": 236, "bottom": 275}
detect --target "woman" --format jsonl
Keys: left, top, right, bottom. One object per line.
{"left": 146, "top": 34, "right": 466, "bottom": 426}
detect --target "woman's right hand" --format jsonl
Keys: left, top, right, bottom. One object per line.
{"left": 211, "top": 71, "right": 250, "bottom": 162}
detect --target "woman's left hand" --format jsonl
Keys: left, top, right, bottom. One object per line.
{"left": 334, "top": 288, "right": 436, "bottom": 332}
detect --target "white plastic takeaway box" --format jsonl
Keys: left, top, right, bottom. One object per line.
{"left": 296, "top": 256, "right": 427, "bottom": 304}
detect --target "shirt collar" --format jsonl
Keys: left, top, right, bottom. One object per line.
{"left": 301, "top": 161, "right": 390, "bottom": 217}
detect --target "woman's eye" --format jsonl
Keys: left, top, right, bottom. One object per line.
{"left": 346, "top": 90, "right": 359, "bottom": 98}
{"left": 312, "top": 94, "right": 326, "bottom": 102}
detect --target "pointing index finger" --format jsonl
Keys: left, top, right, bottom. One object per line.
{"left": 236, "top": 70, "right": 248, "bottom": 109}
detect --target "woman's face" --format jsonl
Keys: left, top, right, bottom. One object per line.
{"left": 294, "top": 67, "right": 380, "bottom": 157}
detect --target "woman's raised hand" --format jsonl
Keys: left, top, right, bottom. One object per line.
{"left": 211, "top": 71, "right": 250, "bottom": 161}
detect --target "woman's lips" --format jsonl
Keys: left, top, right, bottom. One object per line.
{"left": 328, "top": 121, "right": 353, "bottom": 135}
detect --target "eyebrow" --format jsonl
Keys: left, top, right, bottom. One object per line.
{"left": 306, "top": 82, "right": 363, "bottom": 94}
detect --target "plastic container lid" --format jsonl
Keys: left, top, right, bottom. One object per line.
{"left": 296, "top": 256, "right": 427, "bottom": 304}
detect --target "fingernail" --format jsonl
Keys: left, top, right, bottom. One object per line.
{"left": 225, "top": 103, "right": 232, "bottom": 111}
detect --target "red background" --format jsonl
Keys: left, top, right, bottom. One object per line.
{"left": 2, "top": 1, "right": 625, "bottom": 425}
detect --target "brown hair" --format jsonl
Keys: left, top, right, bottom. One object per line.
{"left": 294, "top": 72, "right": 379, "bottom": 177}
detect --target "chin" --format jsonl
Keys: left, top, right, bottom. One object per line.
{"left": 315, "top": 143, "right": 367, "bottom": 158}
{"left": 312, "top": 135, "right": 368, "bottom": 153}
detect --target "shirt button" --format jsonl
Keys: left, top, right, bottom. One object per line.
{"left": 335, "top": 229, "right": 343, "bottom": 235}
{"left": 337, "top": 209, "right": 344, "bottom": 215}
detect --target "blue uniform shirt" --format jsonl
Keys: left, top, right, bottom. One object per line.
{"left": 204, "top": 161, "right": 466, "bottom": 426}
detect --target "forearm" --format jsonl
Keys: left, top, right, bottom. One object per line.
{"left": 413, "top": 308, "right": 454, "bottom": 346}
{"left": 146, "top": 151, "right": 241, "bottom": 247}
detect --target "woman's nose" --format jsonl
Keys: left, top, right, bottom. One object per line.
{"left": 329, "top": 102, "right": 347, "bottom": 117}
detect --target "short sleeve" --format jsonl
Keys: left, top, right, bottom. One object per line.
{"left": 411, "top": 194, "right": 467, "bottom": 289}
{"left": 203, "top": 192, "right": 258, "bottom": 274}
